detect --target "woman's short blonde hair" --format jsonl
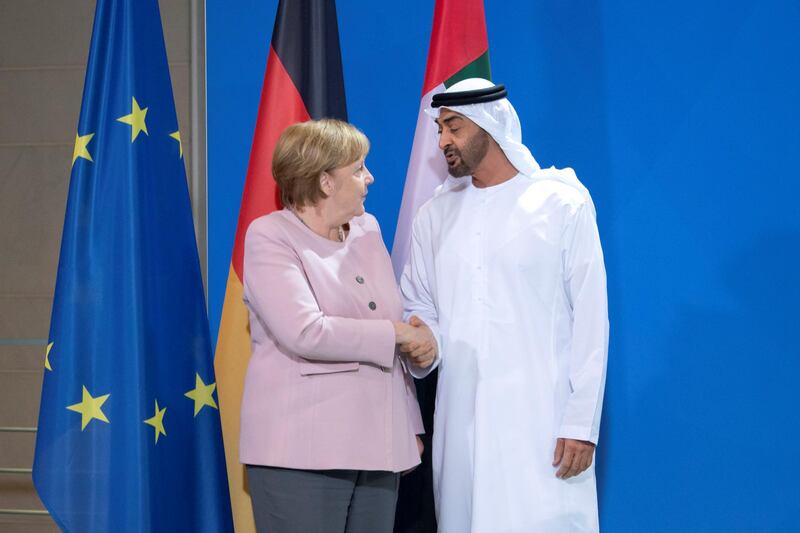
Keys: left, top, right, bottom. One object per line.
{"left": 272, "top": 119, "right": 370, "bottom": 209}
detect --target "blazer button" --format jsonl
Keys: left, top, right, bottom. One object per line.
{"left": 356, "top": 276, "right": 364, "bottom": 284}
{"left": 368, "top": 301, "right": 377, "bottom": 311}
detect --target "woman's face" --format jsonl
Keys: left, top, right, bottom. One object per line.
{"left": 327, "top": 156, "right": 374, "bottom": 219}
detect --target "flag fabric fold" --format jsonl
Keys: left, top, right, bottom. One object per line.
{"left": 32, "top": 1, "right": 232, "bottom": 531}
{"left": 213, "top": 1, "right": 348, "bottom": 530}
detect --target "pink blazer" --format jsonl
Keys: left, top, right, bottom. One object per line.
{"left": 239, "top": 209, "right": 424, "bottom": 472}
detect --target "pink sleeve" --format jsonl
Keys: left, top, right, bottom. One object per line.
{"left": 243, "top": 220, "right": 396, "bottom": 368}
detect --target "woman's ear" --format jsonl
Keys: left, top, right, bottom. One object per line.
{"left": 320, "top": 171, "right": 335, "bottom": 196}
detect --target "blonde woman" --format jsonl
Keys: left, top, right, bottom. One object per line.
{"left": 239, "top": 119, "right": 434, "bottom": 533}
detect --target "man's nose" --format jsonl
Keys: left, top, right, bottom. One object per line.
{"left": 438, "top": 132, "right": 450, "bottom": 150}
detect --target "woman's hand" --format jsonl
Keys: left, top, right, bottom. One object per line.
{"left": 392, "top": 321, "right": 416, "bottom": 345}
{"left": 395, "top": 316, "right": 437, "bottom": 368}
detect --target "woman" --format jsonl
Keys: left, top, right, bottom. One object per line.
{"left": 239, "top": 119, "right": 433, "bottom": 533}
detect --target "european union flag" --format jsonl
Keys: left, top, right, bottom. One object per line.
{"left": 32, "top": 1, "right": 233, "bottom": 531}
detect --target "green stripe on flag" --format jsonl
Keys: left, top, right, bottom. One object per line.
{"left": 444, "top": 51, "right": 492, "bottom": 88}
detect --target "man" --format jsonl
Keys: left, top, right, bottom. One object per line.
{"left": 400, "top": 78, "right": 609, "bottom": 532}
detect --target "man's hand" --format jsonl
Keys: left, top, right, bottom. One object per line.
{"left": 552, "top": 438, "right": 595, "bottom": 479}
{"left": 397, "top": 316, "right": 437, "bottom": 368}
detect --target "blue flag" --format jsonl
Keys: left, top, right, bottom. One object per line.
{"left": 32, "top": 1, "right": 233, "bottom": 531}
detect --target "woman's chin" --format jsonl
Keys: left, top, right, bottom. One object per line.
{"left": 342, "top": 206, "right": 365, "bottom": 222}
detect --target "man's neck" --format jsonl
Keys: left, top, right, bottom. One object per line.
{"left": 471, "top": 150, "right": 519, "bottom": 188}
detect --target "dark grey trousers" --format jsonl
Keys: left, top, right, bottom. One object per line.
{"left": 246, "top": 465, "right": 400, "bottom": 533}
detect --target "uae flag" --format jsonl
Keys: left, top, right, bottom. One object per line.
{"left": 213, "top": 1, "right": 347, "bottom": 531}
{"left": 392, "top": 1, "right": 491, "bottom": 532}
{"left": 391, "top": 0, "right": 491, "bottom": 278}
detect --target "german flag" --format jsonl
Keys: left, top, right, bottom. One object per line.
{"left": 213, "top": 1, "right": 347, "bottom": 530}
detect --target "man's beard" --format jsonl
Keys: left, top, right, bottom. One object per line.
{"left": 444, "top": 130, "right": 490, "bottom": 177}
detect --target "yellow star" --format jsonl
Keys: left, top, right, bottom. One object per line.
{"left": 116, "top": 97, "right": 149, "bottom": 142}
{"left": 72, "top": 132, "right": 94, "bottom": 166}
{"left": 184, "top": 373, "right": 217, "bottom": 416}
{"left": 67, "top": 386, "right": 110, "bottom": 430}
{"left": 143, "top": 399, "right": 167, "bottom": 444}
{"left": 45, "top": 342, "right": 53, "bottom": 371}
{"left": 169, "top": 131, "right": 183, "bottom": 158}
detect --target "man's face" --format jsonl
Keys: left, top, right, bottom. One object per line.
{"left": 435, "top": 109, "right": 490, "bottom": 177}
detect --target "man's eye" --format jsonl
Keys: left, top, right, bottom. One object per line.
{"left": 450, "top": 128, "right": 459, "bottom": 133}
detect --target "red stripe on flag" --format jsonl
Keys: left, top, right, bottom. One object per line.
{"left": 231, "top": 46, "right": 310, "bottom": 280}
{"left": 422, "top": 0, "right": 489, "bottom": 95}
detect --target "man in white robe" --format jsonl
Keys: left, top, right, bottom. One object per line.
{"left": 400, "top": 78, "right": 609, "bottom": 533}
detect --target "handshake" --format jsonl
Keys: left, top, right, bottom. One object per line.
{"left": 393, "top": 316, "right": 437, "bottom": 369}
